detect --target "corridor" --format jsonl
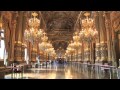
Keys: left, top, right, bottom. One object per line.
{"left": 0, "top": 11, "right": 120, "bottom": 79}
{"left": 3, "top": 63, "right": 118, "bottom": 79}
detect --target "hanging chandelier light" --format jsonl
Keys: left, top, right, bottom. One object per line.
{"left": 66, "top": 41, "right": 75, "bottom": 55}
{"left": 73, "top": 32, "right": 82, "bottom": 50}
{"left": 39, "top": 32, "right": 48, "bottom": 51}
{"left": 73, "top": 32, "right": 80, "bottom": 42}
{"left": 79, "top": 12, "right": 98, "bottom": 42}
{"left": 45, "top": 41, "right": 54, "bottom": 54}
{"left": 24, "top": 12, "right": 43, "bottom": 44}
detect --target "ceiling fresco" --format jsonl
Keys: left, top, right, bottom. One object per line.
{"left": 41, "top": 11, "right": 80, "bottom": 50}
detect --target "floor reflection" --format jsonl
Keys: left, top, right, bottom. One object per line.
{"left": 3, "top": 64, "right": 118, "bottom": 79}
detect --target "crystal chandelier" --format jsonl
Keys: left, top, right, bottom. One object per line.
{"left": 24, "top": 12, "right": 43, "bottom": 44}
{"left": 66, "top": 41, "right": 75, "bottom": 55}
{"left": 73, "top": 32, "right": 82, "bottom": 49}
{"left": 73, "top": 32, "right": 80, "bottom": 42}
{"left": 39, "top": 33, "right": 48, "bottom": 51}
{"left": 79, "top": 12, "right": 98, "bottom": 42}
{"left": 45, "top": 42, "right": 54, "bottom": 54}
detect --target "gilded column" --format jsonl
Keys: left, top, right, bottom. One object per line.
{"left": 21, "top": 43, "right": 25, "bottom": 63}
{"left": 84, "top": 42, "right": 90, "bottom": 63}
{"left": 75, "top": 51, "right": 77, "bottom": 62}
{"left": 14, "top": 41, "right": 22, "bottom": 63}
{"left": 104, "top": 11, "right": 113, "bottom": 65}
{"left": 27, "top": 42, "right": 31, "bottom": 64}
{"left": 31, "top": 41, "right": 37, "bottom": 63}
{"left": 81, "top": 41, "right": 84, "bottom": 63}
{"left": 40, "top": 51, "right": 43, "bottom": 62}
{"left": 21, "top": 12, "right": 27, "bottom": 63}
{"left": 70, "top": 54, "right": 72, "bottom": 62}
{"left": 95, "top": 43, "right": 101, "bottom": 62}
{"left": 74, "top": 52, "right": 76, "bottom": 62}
{"left": 79, "top": 52, "right": 82, "bottom": 62}
{"left": 2, "top": 11, "right": 17, "bottom": 65}
{"left": 9, "top": 12, "right": 18, "bottom": 64}
{"left": 99, "top": 11, "right": 108, "bottom": 64}
{"left": 14, "top": 11, "right": 24, "bottom": 64}
{"left": 31, "top": 48, "right": 37, "bottom": 63}
{"left": 94, "top": 11, "right": 101, "bottom": 63}
{"left": 110, "top": 11, "right": 120, "bottom": 67}
{"left": 78, "top": 48, "right": 82, "bottom": 62}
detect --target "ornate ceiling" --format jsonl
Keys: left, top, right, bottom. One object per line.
{"left": 41, "top": 11, "right": 80, "bottom": 51}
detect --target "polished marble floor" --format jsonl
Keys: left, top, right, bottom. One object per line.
{"left": 2, "top": 63, "right": 119, "bottom": 79}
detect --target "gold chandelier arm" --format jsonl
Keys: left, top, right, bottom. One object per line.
{"left": 32, "top": 12, "right": 38, "bottom": 18}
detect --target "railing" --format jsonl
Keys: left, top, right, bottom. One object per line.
{"left": 6, "top": 63, "right": 31, "bottom": 73}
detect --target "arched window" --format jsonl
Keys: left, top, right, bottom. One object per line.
{"left": 0, "top": 30, "right": 4, "bottom": 59}
{"left": 0, "top": 29, "right": 7, "bottom": 65}
{"left": 24, "top": 46, "right": 29, "bottom": 64}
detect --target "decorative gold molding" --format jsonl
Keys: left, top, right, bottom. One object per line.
{"left": 100, "top": 41, "right": 107, "bottom": 44}
{"left": 100, "top": 57, "right": 108, "bottom": 61}
{"left": 85, "top": 48, "right": 90, "bottom": 51}
{"left": 32, "top": 48, "right": 37, "bottom": 52}
{"left": 14, "top": 41, "right": 22, "bottom": 44}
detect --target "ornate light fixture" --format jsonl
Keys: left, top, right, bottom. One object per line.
{"left": 73, "top": 32, "right": 80, "bottom": 41}
{"left": 72, "top": 32, "right": 82, "bottom": 49}
{"left": 79, "top": 12, "right": 98, "bottom": 42}
{"left": 24, "top": 12, "right": 43, "bottom": 44}
{"left": 65, "top": 41, "right": 76, "bottom": 61}
{"left": 45, "top": 42, "right": 54, "bottom": 54}
{"left": 39, "top": 33, "right": 48, "bottom": 51}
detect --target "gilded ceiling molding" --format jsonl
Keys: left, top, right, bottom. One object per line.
{"left": 110, "top": 11, "right": 120, "bottom": 32}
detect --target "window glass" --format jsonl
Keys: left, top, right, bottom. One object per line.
{"left": 0, "top": 40, "right": 5, "bottom": 59}
{"left": 1, "top": 33, "right": 4, "bottom": 38}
